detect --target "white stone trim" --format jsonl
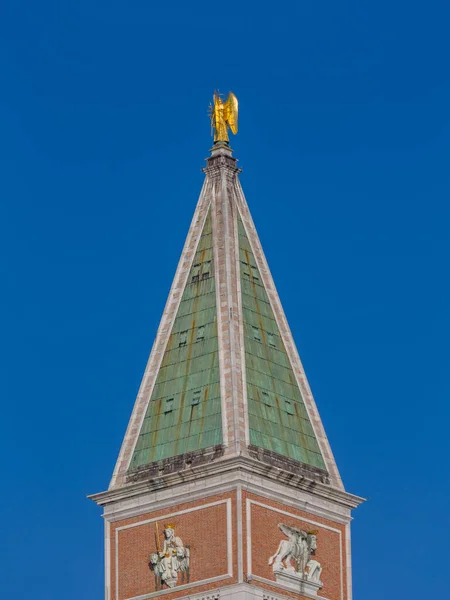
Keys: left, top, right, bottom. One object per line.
{"left": 246, "top": 499, "right": 343, "bottom": 600}
{"left": 345, "top": 522, "right": 353, "bottom": 600}
{"left": 221, "top": 171, "right": 239, "bottom": 453}
{"left": 233, "top": 189, "right": 250, "bottom": 448}
{"left": 101, "top": 478, "right": 351, "bottom": 526}
{"left": 210, "top": 179, "right": 229, "bottom": 448}
{"left": 226, "top": 496, "right": 233, "bottom": 576}
{"left": 115, "top": 499, "right": 233, "bottom": 600}
{"left": 214, "top": 166, "right": 242, "bottom": 455}
{"left": 98, "top": 462, "right": 356, "bottom": 525}
{"left": 237, "top": 485, "right": 244, "bottom": 582}
{"left": 105, "top": 519, "right": 111, "bottom": 600}
{"left": 250, "top": 576, "right": 331, "bottom": 600}
{"left": 125, "top": 575, "right": 232, "bottom": 600}
{"left": 180, "top": 582, "right": 330, "bottom": 600}
{"left": 246, "top": 495, "right": 253, "bottom": 583}
{"left": 185, "top": 593, "right": 220, "bottom": 600}
{"left": 234, "top": 182, "right": 344, "bottom": 490}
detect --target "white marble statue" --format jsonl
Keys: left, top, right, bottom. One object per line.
{"left": 149, "top": 524, "right": 190, "bottom": 589}
{"left": 268, "top": 523, "right": 321, "bottom": 582}
{"left": 305, "top": 559, "right": 323, "bottom": 583}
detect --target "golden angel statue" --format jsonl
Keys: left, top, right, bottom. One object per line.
{"left": 210, "top": 91, "right": 238, "bottom": 143}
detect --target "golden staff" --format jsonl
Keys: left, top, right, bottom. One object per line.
{"left": 155, "top": 521, "right": 161, "bottom": 553}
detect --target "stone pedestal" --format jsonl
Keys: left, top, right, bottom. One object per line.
{"left": 275, "top": 570, "right": 324, "bottom": 598}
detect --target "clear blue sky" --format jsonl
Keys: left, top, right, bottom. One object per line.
{"left": 1, "top": 1, "right": 449, "bottom": 598}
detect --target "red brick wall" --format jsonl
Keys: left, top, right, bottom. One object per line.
{"left": 242, "top": 491, "right": 347, "bottom": 600}
{"left": 110, "top": 492, "right": 237, "bottom": 600}
{"left": 109, "top": 488, "right": 347, "bottom": 600}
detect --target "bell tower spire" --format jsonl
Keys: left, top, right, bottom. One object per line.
{"left": 91, "top": 94, "right": 364, "bottom": 600}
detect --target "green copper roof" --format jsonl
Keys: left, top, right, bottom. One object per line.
{"left": 238, "top": 215, "right": 326, "bottom": 470}
{"left": 129, "top": 210, "right": 222, "bottom": 469}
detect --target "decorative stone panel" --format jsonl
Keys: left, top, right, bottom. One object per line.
{"left": 110, "top": 492, "right": 237, "bottom": 600}
{"left": 243, "top": 492, "right": 346, "bottom": 600}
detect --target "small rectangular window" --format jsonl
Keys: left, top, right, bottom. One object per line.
{"left": 164, "top": 398, "right": 174, "bottom": 413}
{"left": 241, "top": 261, "right": 251, "bottom": 279}
{"left": 191, "top": 390, "right": 201, "bottom": 406}
{"left": 262, "top": 391, "right": 272, "bottom": 406}
{"left": 252, "top": 326, "right": 261, "bottom": 341}
{"left": 268, "top": 333, "right": 276, "bottom": 347}
{"left": 251, "top": 265, "right": 259, "bottom": 281}
{"left": 191, "top": 264, "right": 200, "bottom": 283}
{"left": 285, "top": 400, "right": 294, "bottom": 415}
{"left": 201, "top": 261, "right": 211, "bottom": 280}
{"left": 179, "top": 330, "right": 188, "bottom": 347}
{"left": 196, "top": 325, "right": 205, "bottom": 341}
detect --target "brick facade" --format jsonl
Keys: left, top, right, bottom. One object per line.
{"left": 243, "top": 491, "right": 346, "bottom": 600}
{"left": 107, "top": 486, "right": 349, "bottom": 600}
{"left": 111, "top": 492, "right": 237, "bottom": 600}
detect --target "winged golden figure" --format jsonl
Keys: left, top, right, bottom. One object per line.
{"left": 210, "top": 91, "right": 238, "bottom": 143}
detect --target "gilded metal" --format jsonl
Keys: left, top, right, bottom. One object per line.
{"left": 210, "top": 91, "right": 238, "bottom": 143}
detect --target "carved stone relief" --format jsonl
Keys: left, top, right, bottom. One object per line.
{"left": 268, "top": 523, "right": 323, "bottom": 595}
{"left": 148, "top": 523, "right": 190, "bottom": 589}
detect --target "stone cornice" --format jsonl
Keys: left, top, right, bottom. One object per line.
{"left": 89, "top": 454, "right": 365, "bottom": 512}
{"left": 203, "top": 143, "right": 241, "bottom": 180}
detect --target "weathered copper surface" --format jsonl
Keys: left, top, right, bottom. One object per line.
{"left": 238, "top": 215, "right": 326, "bottom": 469}
{"left": 129, "top": 211, "right": 222, "bottom": 468}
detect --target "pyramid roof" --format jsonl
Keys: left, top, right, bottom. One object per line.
{"left": 110, "top": 142, "right": 343, "bottom": 491}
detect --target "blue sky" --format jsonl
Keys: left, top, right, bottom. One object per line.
{"left": 1, "top": 1, "right": 449, "bottom": 598}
